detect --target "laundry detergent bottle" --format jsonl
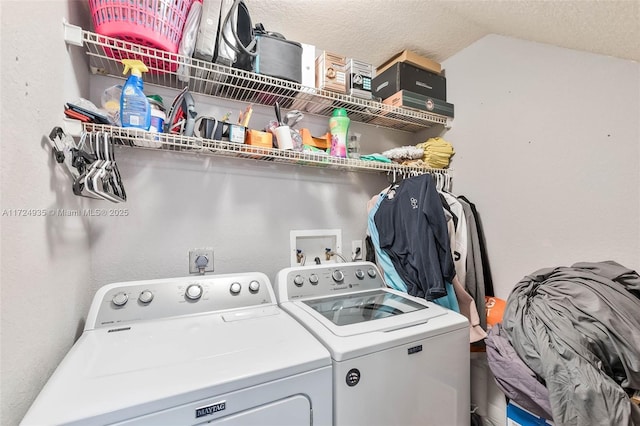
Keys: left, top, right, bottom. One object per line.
{"left": 120, "top": 59, "right": 151, "bottom": 130}
{"left": 329, "top": 107, "right": 350, "bottom": 158}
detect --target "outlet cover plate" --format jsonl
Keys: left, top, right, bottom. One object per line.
{"left": 189, "top": 248, "right": 214, "bottom": 274}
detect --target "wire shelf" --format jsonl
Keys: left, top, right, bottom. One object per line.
{"left": 76, "top": 29, "right": 451, "bottom": 132}
{"left": 84, "top": 124, "right": 452, "bottom": 177}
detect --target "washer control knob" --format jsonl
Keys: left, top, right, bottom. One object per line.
{"left": 367, "top": 268, "right": 377, "bottom": 278}
{"left": 355, "top": 269, "right": 365, "bottom": 279}
{"left": 112, "top": 292, "right": 128, "bottom": 307}
{"left": 248, "top": 280, "right": 260, "bottom": 293}
{"left": 332, "top": 270, "right": 345, "bottom": 283}
{"left": 185, "top": 284, "right": 203, "bottom": 301}
{"left": 138, "top": 290, "right": 154, "bottom": 304}
{"left": 293, "top": 275, "right": 304, "bottom": 287}
{"left": 309, "top": 274, "right": 319, "bottom": 285}
{"left": 230, "top": 282, "right": 242, "bottom": 294}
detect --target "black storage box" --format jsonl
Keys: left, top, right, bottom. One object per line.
{"left": 372, "top": 62, "right": 446, "bottom": 101}
{"left": 254, "top": 34, "right": 303, "bottom": 83}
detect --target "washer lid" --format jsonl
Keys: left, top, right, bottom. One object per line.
{"left": 296, "top": 288, "right": 448, "bottom": 337}
{"left": 302, "top": 289, "right": 427, "bottom": 326}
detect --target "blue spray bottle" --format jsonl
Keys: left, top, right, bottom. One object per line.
{"left": 120, "top": 59, "right": 151, "bottom": 130}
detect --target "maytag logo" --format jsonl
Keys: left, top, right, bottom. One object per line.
{"left": 408, "top": 344, "right": 423, "bottom": 355}
{"left": 195, "top": 401, "right": 226, "bottom": 418}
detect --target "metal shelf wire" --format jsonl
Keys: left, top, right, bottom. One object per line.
{"left": 72, "top": 27, "right": 451, "bottom": 132}
{"left": 85, "top": 124, "right": 451, "bottom": 177}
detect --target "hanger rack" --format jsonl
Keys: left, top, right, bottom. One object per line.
{"left": 48, "top": 126, "right": 127, "bottom": 202}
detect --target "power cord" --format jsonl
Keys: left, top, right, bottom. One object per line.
{"left": 326, "top": 248, "right": 348, "bottom": 263}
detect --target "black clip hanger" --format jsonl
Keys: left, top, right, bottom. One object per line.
{"left": 90, "top": 132, "right": 126, "bottom": 203}
{"left": 73, "top": 132, "right": 104, "bottom": 200}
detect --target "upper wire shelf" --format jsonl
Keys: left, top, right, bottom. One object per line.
{"left": 65, "top": 24, "right": 451, "bottom": 132}
{"left": 84, "top": 124, "right": 451, "bottom": 177}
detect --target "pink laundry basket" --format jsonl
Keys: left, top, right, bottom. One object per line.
{"left": 88, "top": 0, "right": 195, "bottom": 73}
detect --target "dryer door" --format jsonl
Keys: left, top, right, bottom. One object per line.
{"left": 113, "top": 394, "right": 312, "bottom": 426}
{"left": 204, "top": 395, "right": 310, "bottom": 425}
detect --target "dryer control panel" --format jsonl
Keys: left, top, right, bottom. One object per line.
{"left": 86, "top": 272, "right": 275, "bottom": 329}
{"left": 275, "top": 262, "right": 386, "bottom": 301}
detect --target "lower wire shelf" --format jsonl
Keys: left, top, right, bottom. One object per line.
{"left": 83, "top": 124, "right": 452, "bottom": 177}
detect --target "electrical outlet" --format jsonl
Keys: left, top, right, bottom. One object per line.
{"left": 189, "top": 248, "right": 214, "bottom": 274}
{"left": 351, "top": 240, "right": 363, "bottom": 261}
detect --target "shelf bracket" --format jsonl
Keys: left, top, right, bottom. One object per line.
{"left": 63, "top": 19, "right": 83, "bottom": 47}
{"left": 444, "top": 117, "right": 453, "bottom": 130}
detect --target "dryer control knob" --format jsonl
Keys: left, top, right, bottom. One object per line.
{"left": 230, "top": 282, "right": 242, "bottom": 294}
{"left": 248, "top": 280, "right": 260, "bottom": 293}
{"left": 293, "top": 275, "right": 304, "bottom": 287}
{"left": 332, "top": 270, "right": 345, "bottom": 282}
{"left": 112, "top": 291, "right": 128, "bottom": 307}
{"left": 367, "top": 268, "right": 377, "bottom": 278}
{"left": 355, "top": 269, "right": 365, "bottom": 279}
{"left": 139, "top": 290, "right": 154, "bottom": 304}
{"left": 309, "top": 274, "right": 319, "bottom": 285}
{"left": 185, "top": 284, "right": 203, "bottom": 300}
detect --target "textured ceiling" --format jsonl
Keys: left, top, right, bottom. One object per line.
{"left": 248, "top": 0, "right": 640, "bottom": 69}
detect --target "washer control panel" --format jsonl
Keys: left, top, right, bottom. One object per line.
{"left": 275, "top": 261, "right": 386, "bottom": 301}
{"left": 88, "top": 272, "right": 273, "bottom": 329}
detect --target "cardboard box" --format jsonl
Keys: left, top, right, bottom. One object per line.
{"left": 506, "top": 402, "right": 554, "bottom": 426}
{"left": 376, "top": 49, "right": 442, "bottom": 75}
{"left": 245, "top": 129, "right": 273, "bottom": 148}
{"left": 373, "top": 62, "right": 446, "bottom": 101}
{"left": 383, "top": 90, "right": 454, "bottom": 118}
{"left": 316, "top": 51, "right": 347, "bottom": 93}
{"left": 243, "top": 129, "right": 273, "bottom": 159}
{"left": 347, "top": 59, "right": 373, "bottom": 99}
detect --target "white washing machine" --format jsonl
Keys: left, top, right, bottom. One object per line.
{"left": 275, "top": 261, "right": 470, "bottom": 426}
{"left": 21, "top": 272, "right": 332, "bottom": 426}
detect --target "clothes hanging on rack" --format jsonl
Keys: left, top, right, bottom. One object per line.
{"left": 374, "top": 174, "right": 455, "bottom": 300}
{"left": 451, "top": 275, "right": 487, "bottom": 342}
{"left": 367, "top": 189, "right": 460, "bottom": 311}
{"left": 457, "top": 196, "right": 493, "bottom": 330}
{"left": 458, "top": 196, "right": 494, "bottom": 297}
{"left": 442, "top": 191, "right": 468, "bottom": 285}
{"left": 369, "top": 190, "right": 461, "bottom": 309}
{"left": 367, "top": 188, "right": 460, "bottom": 306}
{"left": 366, "top": 191, "right": 408, "bottom": 293}
{"left": 366, "top": 173, "right": 488, "bottom": 343}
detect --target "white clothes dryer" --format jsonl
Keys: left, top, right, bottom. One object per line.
{"left": 21, "top": 272, "right": 332, "bottom": 426}
{"left": 275, "top": 261, "right": 470, "bottom": 426}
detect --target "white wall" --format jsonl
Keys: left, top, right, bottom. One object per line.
{"left": 84, "top": 75, "right": 408, "bottom": 286}
{"left": 0, "top": 2, "right": 92, "bottom": 426}
{"left": 443, "top": 35, "right": 640, "bottom": 426}
{"left": 443, "top": 34, "right": 640, "bottom": 299}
